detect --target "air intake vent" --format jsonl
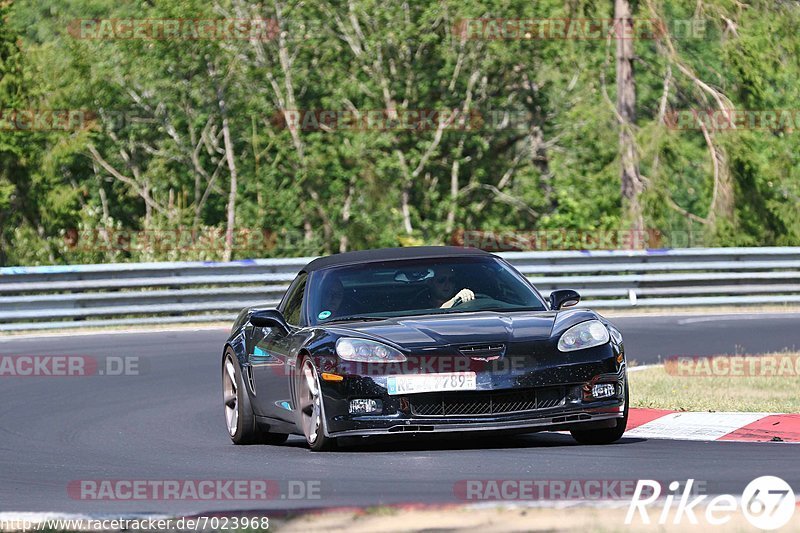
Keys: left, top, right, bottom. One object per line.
{"left": 458, "top": 343, "right": 506, "bottom": 359}
{"left": 410, "top": 386, "right": 567, "bottom": 417}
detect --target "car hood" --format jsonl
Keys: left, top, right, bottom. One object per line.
{"left": 328, "top": 310, "right": 558, "bottom": 350}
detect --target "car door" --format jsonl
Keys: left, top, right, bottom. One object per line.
{"left": 249, "top": 273, "right": 308, "bottom": 422}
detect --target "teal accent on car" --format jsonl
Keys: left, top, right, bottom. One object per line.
{"left": 253, "top": 345, "right": 270, "bottom": 357}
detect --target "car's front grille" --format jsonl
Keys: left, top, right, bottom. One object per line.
{"left": 409, "top": 387, "right": 566, "bottom": 417}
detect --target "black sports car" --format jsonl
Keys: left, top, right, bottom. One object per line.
{"left": 222, "top": 246, "right": 628, "bottom": 451}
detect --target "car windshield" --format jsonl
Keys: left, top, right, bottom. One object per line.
{"left": 308, "top": 256, "right": 546, "bottom": 325}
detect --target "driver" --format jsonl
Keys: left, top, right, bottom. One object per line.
{"left": 321, "top": 277, "right": 347, "bottom": 318}
{"left": 430, "top": 266, "right": 474, "bottom": 309}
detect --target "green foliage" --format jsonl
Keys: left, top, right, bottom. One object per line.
{"left": 2, "top": 0, "right": 799, "bottom": 265}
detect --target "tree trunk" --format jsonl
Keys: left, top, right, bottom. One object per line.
{"left": 217, "top": 85, "right": 238, "bottom": 262}
{"left": 401, "top": 187, "right": 413, "bottom": 235}
{"left": 531, "top": 127, "right": 555, "bottom": 212}
{"left": 615, "top": 0, "right": 644, "bottom": 231}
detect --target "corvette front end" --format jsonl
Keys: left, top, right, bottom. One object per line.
{"left": 308, "top": 338, "right": 627, "bottom": 438}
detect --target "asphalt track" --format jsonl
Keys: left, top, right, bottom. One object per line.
{"left": 0, "top": 312, "right": 798, "bottom": 515}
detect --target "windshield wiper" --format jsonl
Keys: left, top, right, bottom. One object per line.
{"left": 326, "top": 315, "right": 390, "bottom": 323}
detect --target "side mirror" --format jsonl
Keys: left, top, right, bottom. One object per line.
{"left": 249, "top": 309, "right": 289, "bottom": 333}
{"left": 549, "top": 289, "right": 581, "bottom": 310}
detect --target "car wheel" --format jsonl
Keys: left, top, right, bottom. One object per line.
{"left": 570, "top": 382, "right": 629, "bottom": 445}
{"left": 298, "top": 358, "right": 336, "bottom": 451}
{"left": 222, "top": 348, "right": 288, "bottom": 445}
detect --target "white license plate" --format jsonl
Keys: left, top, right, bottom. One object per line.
{"left": 386, "top": 372, "right": 477, "bottom": 395}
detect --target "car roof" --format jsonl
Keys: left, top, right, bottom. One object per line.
{"left": 302, "top": 246, "right": 493, "bottom": 273}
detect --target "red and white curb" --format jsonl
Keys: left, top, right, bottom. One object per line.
{"left": 627, "top": 408, "right": 800, "bottom": 443}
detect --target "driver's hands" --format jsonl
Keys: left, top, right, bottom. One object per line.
{"left": 440, "top": 288, "right": 475, "bottom": 309}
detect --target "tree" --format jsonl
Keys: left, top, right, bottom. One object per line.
{"left": 2, "top": 0, "right": 799, "bottom": 266}
{"left": 615, "top": 0, "right": 644, "bottom": 231}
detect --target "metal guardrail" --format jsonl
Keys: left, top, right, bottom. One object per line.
{"left": 1, "top": 247, "right": 799, "bottom": 331}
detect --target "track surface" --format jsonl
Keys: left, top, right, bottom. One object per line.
{"left": 0, "top": 313, "right": 798, "bottom": 514}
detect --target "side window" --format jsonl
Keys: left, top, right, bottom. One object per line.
{"left": 282, "top": 274, "right": 308, "bottom": 326}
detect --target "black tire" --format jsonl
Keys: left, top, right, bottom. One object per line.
{"left": 570, "top": 382, "right": 629, "bottom": 445}
{"left": 298, "top": 357, "right": 336, "bottom": 451}
{"left": 222, "top": 348, "right": 288, "bottom": 445}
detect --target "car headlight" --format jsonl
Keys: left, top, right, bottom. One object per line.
{"left": 336, "top": 338, "right": 407, "bottom": 363}
{"left": 558, "top": 320, "right": 610, "bottom": 352}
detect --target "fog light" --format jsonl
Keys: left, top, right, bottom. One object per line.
{"left": 591, "top": 383, "right": 615, "bottom": 399}
{"left": 349, "top": 399, "right": 382, "bottom": 415}
{"left": 567, "top": 385, "right": 583, "bottom": 403}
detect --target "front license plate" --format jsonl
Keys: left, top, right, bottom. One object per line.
{"left": 386, "top": 372, "right": 477, "bottom": 395}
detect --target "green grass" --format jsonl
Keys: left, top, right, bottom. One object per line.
{"left": 629, "top": 354, "right": 800, "bottom": 412}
